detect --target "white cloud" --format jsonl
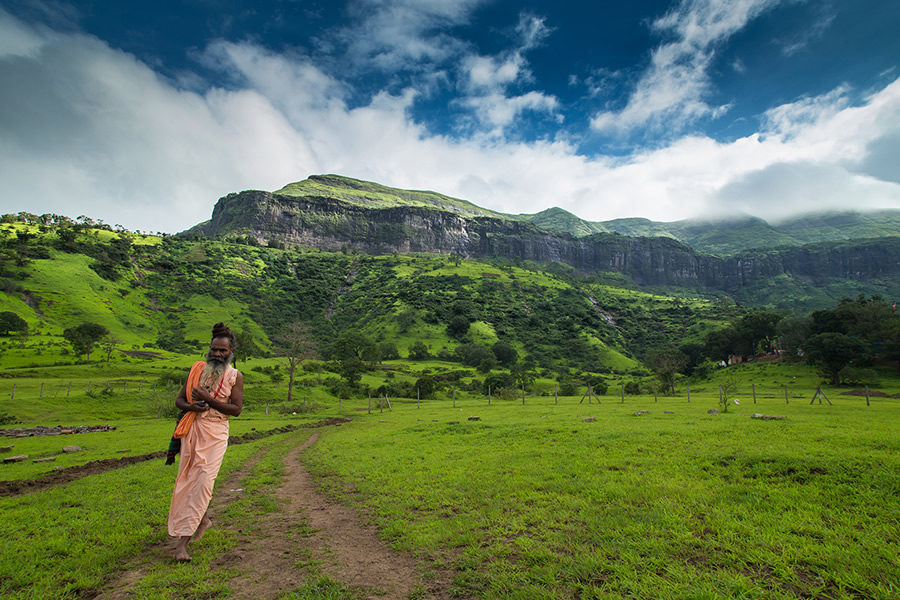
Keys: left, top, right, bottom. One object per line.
{"left": 591, "top": 0, "right": 783, "bottom": 134}
{"left": 337, "top": 0, "right": 484, "bottom": 71}
{"left": 0, "top": 8, "right": 898, "bottom": 236}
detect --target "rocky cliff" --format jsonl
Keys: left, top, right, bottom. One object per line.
{"left": 190, "top": 187, "right": 900, "bottom": 296}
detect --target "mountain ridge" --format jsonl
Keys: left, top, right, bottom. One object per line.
{"left": 184, "top": 175, "right": 900, "bottom": 312}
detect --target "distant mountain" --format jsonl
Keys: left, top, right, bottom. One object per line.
{"left": 185, "top": 175, "right": 900, "bottom": 311}
{"left": 520, "top": 210, "right": 900, "bottom": 255}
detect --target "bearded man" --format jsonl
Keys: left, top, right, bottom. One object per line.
{"left": 168, "top": 322, "right": 244, "bottom": 562}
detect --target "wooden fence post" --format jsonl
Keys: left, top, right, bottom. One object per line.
{"left": 687, "top": 382, "right": 690, "bottom": 403}
{"left": 368, "top": 394, "right": 371, "bottom": 414}
{"left": 488, "top": 386, "right": 491, "bottom": 406}
{"left": 384, "top": 394, "right": 392, "bottom": 412}
{"left": 522, "top": 383, "right": 525, "bottom": 405}
{"left": 555, "top": 384, "right": 558, "bottom": 405}
{"left": 453, "top": 388, "right": 456, "bottom": 408}
{"left": 784, "top": 385, "right": 789, "bottom": 404}
{"left": 621, "top": 384, "right": 624, "bottom": 403}
{"left": 719, "top": 385, "right": 723, "bottom": 404}
{"left": 11, "top": 384, "right": 15, "bottom": 399}
{"left": 865, "top": 386, "right": 870, "bottom": 407}
{"left": 67, "top": 382, "right": 71, "bottom": 397}
{"left": 752, "top": 383, "right": 756, "bottom": 404}
{"left": 653, "top": 384, "right": 657, "bottom": 402}
{"left": 40, "top": 383, "right": 44, "bottom": 398}
{"left": 417, "top": 387, "right": 420, "bottom": 409}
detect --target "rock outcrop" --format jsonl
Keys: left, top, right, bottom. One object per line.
{"left": 190, "top": 189, "right": 900, "bottom": 294}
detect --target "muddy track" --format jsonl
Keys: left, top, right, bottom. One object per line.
{"left": 93, "top": 427, "right": 453, "bottom": 599}
{"left": 0, "top": 419, "right": 349, "bottom": 497}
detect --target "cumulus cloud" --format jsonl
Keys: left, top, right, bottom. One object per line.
{"left": 0, "top": 11, "right": 320, "bottom": 232}
{"left": 591, "top": 0, "right": 783, "bottom": 135}
{"left": 336, "top": 0, "right": 484, "bottom": 72}
{"left": 0, "top": 5, "right": 898, "bottom": 234}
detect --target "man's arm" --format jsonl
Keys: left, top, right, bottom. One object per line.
{"left": 175, "top": 381, "right": 208, "bottom": 413}
{"left": 194, "top": 372, "right": 243, "bottom": 417}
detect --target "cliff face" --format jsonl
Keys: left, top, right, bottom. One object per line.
{"left": 196, "top": 190, "right": 900, "bottom": 294}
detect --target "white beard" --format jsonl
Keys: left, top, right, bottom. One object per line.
{"left": 200, "top": 358, "right": 229, "bottom": 390}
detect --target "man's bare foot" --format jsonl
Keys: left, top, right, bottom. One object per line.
{"left": 175, "top": 536, "right": 192, "bottom": 562}
{"left": 193, "top": 516, "right": 212, "bottom": 541}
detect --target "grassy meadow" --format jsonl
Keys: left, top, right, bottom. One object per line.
{"left": 2, "top": 222, "right": 899, "bottom": 597}
{"left": 2, "top": 357, "right": 899, "bottom": 599}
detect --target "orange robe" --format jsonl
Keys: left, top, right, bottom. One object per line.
{"left": 167, "top": 365, "right": 239, "bottom": 537}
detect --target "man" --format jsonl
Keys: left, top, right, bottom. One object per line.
{"left": 168, "top": 322, "right": 244, "bottom": 562}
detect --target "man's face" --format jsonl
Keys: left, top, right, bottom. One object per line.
{"left": 207, "top": 338, "right": 233, "bottom": 365}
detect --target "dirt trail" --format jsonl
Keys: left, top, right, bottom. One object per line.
{"left": 94, "top": 429, "right": 446, "bottom": 600}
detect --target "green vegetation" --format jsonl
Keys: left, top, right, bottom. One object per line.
{"left": 2, "top": 212, "right": 900, "bottom": 598}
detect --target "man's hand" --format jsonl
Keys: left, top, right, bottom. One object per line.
{"left": 190, "top": 387, "right": 213, "bottom": 410}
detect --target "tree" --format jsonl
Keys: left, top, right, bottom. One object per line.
{"left": 776, "top": 316, "right": 811, "bottom": 359}
{"left": 378, "top": 341, "right": 400, "bottom": 360}
{"left": 233, "top": 328, "right": 262, "bottom": 366}
{"left": 331, "top": 332, "right": 378, "bottom": 364}
{"left": 804, "top": 332, "right": 865, "bottom": 385}
{"left": 491, "top": 341, "right": 518, "bottom": 368}
{"left": 733, "top": 311, "right": 784, "bottom": 356}
{"left": 101, "top": 333, "right": 123, "bottom": 363}
{"left": 447, "top": 315, "right": 470, "bottom": 339}
{"left": 414, "top": 375, "right": 436, "bottom": 398}
{"left": 704, "top": 326, "right": 739, "bottom": 362}
{"left": 63, "top": 322, "right": 109, "bottom": 360}
{"left": 510, "top": 358, "right": 537, "bottom": 390}
{"left": 274, "top": 322, "right": 317, "bottom": 404}
{"left": 0, "top": 312, "right": 27, "bottom": 336}
{"left": 644, "top": 347, "right": 689, "bottom": 394}
{"left": 408, "top": 341, "right": 429, "bottom": 360}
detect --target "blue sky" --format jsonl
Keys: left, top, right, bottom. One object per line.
{"left": 1, "top": 0, "right": 899, "bottom": 233}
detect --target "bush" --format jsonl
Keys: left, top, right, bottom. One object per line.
{"left": 839, "top": 367, "right": 880, "bottom": 386}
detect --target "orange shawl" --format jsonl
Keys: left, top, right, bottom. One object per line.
{"left": 172, "top": 361, "right": 209, "bottom": 439}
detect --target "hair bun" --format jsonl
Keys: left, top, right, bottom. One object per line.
{"left": 212, "top": 322, "right": 231, "bottom": 338}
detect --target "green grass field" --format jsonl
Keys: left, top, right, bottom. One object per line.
{"left": 2, "top": 338, "right": 899, "bottom": 599}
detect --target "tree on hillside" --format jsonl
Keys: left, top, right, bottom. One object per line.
{"left": 0, "top": 312, "right": 27, "bottom": 336}
{"left": 233, "top": 328, "right": 262, "bottom": 366}
{"left": 645, "top": 347, "right": 689, "bottom": 394}
{"left": 704, "top": 326, "right": 739, "bottom": 362}
{"left": 63, "top": 322, "right": 109, "bottom": 361}
{"left": 447, "top": 315, "right": 470, "bottom": 339}
{"left": 331, "top": 331, "right": 379, "bottom": 364}
{"left": 101, "top": 333, "right": 123, "bottom": 363}
{"left": 733, "top": 311, "right": 784, "bottom": 355}
{"left": 331, "top": 331, "right": 377, "bottom": 388}
{"left": 274, "top": 322, "right": 317, "bottom": 404}
{"left": 776, "top": 316, "right": 811, "bottom": 358}
{"left": 408, "top": 341, "right": 429, "bottom": 360}
{"left": 491, "top": 341, "right": 518, "bottom": 368}
{"left": 804, "top": 332, "right": 865, "bottom": 385}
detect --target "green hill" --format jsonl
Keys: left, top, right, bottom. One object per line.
{"left": 0, "top": 221, "right": 745, "bottom": 374}
{"left": 276, "top": 174, "right": 512, "bottom": 219}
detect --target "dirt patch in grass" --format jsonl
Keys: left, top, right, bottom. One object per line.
{"left": 119, "top": 350, "right": 164, "bottom": 359}
{"left": 93, "top": 425, "right": 453, "bottom": 600}
{"left": 0, "top": 422, "right": 345, "bottom": 497}
{"left": 218, "top": 433, "right": 446, "bottom": 599}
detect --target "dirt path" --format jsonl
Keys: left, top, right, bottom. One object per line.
{"left": 94, "top": 429, "right": 447, "bottom": 599}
